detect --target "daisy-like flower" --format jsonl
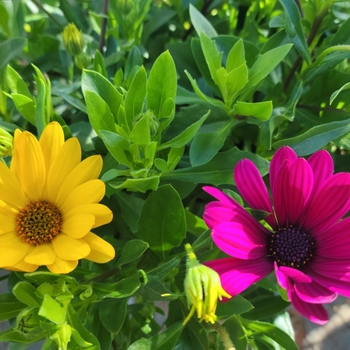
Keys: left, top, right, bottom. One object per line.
{"left": 203, "top": 146, "right": 350, "bottom": 324}
{"left": 183, "top": 243, "right": 231, "bottom": 325}
{"left": 0, "top": 122, "right": 115, "bottom": 274}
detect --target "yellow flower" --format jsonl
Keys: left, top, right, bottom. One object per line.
{"left": 183, "top": 244, "right": 231, "bottom": 325}
{"left": 0, "top": 122, "right": 115, "bottom": 274}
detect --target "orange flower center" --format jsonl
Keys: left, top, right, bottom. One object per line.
{"left": 16, "top": 201, "right": 63, "bottom": 246}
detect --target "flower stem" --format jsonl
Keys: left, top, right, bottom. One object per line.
{"left": 210, "top": 323, "right": 236, "bottom": 350}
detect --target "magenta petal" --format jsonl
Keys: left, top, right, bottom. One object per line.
{"left": 289, "top": 289, "right": 329, "bottom": 325}
{"left": 203, "top": 186, "right": 241, "bottom": 207}
{"left": 272, "top": 160, "right": 290, "bottom": 227}
{"left": 294, "top": 280, "right": 337, "bottom": 304}
{"left": 269, "top": 146, "right": 297, "bottom": 189}
{"left": 307, "top": 150, "right": 333, "bottom": 190}
{"left": 203, "top": 202, "right": 236, "bottom": 229}
{"left": 234, "top": 159, "right": 276, "bottom": 228}
{"left": 284, "top": 158, "right": 314, "bottom": 226}
{"left": 301, "top": 173, "right": 350, "bottom": 233}
{"left": 308, "top": 257, "right": 350, "bottom": 281}
{"left": 279, "top": 266, "right": 312, "bottom": 283}
{"left": 316, "top": 217, "right": 350, "bottom": 259}
{"left": 274, "top": 262, "right": 288, "bottom": 289}
{"left": 206, "top": 257, "right": 272, "bottom": 296}
{"left": 212, "top": 222, "right": 267, "bottom": 259}
{"left": 307, "top": 271, "right": 350, "bottom": 298}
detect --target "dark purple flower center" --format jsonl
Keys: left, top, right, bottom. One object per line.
{"left": 268, "top": 226, "right": 315, "bottom": 269}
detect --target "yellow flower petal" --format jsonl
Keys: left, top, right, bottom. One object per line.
{"left": 52, "top": 234, "right": 91, "bottom": 260}
{"left": 0, "top": 213, "right": 16, "bottom": 234}
{"left": 47, "top": 257, "right": 78, "bottom": 274}
{"left": 3, "top": 260, "right": 38, "bottom": 272}
{"left": 83, "top": 232, "right": 115, "bottom": 263}
{"left": 61, "top": 213, "right": 95, "bottom": 239}
{"left": 64, "top": 204, "right": 113, "bottom": 228}
{"left": 0, "top": 161, "right": 27, "bottom": 208}
{"left": 11, "top": 131, "right": 45, "bottom": 201}
{"left": 39, "top": 122, "right": 64, "bottom": 174}
{"left": 44, "top": 138, "right": 81, "bottom": 202}
{"left": 24, "top": 244, "right": 56, "bottom": 265}
{"left": 55, "top": 155, "right": 103, "bottom": 208}
{"left": 0, "top": 233, "right": 30, "bottom": 266}
{"left": 60, "top": 179, "right": 105, "bottom": 214}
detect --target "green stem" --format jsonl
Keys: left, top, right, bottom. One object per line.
{"left": 32, "top": 0, "right": 63, "bottom": 29}
{"left": 99, "top": 0, "right": 110, "bottom": 53}
{"left": 211, "top": 323, "right": 236, "bottom": 350}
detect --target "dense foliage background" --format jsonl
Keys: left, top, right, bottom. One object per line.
{"left": 1, "top": 0, "right": 350, "bottom": 349}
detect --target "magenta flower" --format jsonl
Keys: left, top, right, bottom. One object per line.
{"left": 203, "top": 146, "right": 350, "bottom": 324}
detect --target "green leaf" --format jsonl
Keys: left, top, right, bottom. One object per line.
{"left": 38, "top": 295, "right": 66, "bottom": 324}
{"left": 245, "top": 44, "right": 293, "bottom": 90}
{"left": 185, "top": 210, "right": 207, "bottom": 237}
{"left": 100, "top": 130, "right": 132, "bottom": 167}
{"left": 137, "top": 275, "right": 174, "bottom": 301}
{"left": 279, "top": 0, "right": 311, "bottom": 64}
{"left": 158, "top": 111, "right": 210, "bottom": 151}
{"left": 136, "top": 184, "right": 186, "bottom": 259}
{"left": 148, "top": 321, "right": 183, "bottom": 350}
{"left": 23, "top": 272, "right": 78, "bottom": 286}
{"left": 148, "top": 257, "right": 181, "bottom": 280}
{"left": 216, "top": 295, "right": 254, "bottom": 318}
{"left": 129, "top": 114, "right": 151, "bottom": 145}
{"left": 273, "top": 118, "right": 350, "bottom": 156}
{"left": 199, "top": 33, "right": 222, "bottom": 86}
{"left": 226, "top": 39, "right": 245, "bottom": 72}
{"left": 117, "top": 239, "right": 149, "bottom": 267}
{"left": 67, "top": 304, "right": 101, "bottom": 350}
{"left": 101, "top": 275, "right": 141, "bottom": 299}
{"left": 330, "top": 82, "right": 350, "bottom": 105}
{"left": 10, "top": 94, "right": 36, "bottom": 125}
{"left": 241, "top": 318, "right": 298, "bottom": 350}
{"left": 99, "top": 300, "right": 127, "bottom": 334}
{"left": 84, "top": 91, "right": 116, "bottom": 137}
{"left": 0, "top": 293, "right": 26, "bottom": 322}
{"left": 224, "top": 63, "right": 249, "bottom": 105}
{"left": 233, "top": 101, "right": 272, "bottom": 121}
{"left": 222, "top": 316, "right": 247, "bottom": 350}
{"left": 13, "top": 282, "right": 41, "bottom": 307}
{"left": 109, "top": 176, "right": 160, "bottom": 193}
{"left": 125, "top": 66, "right": 147, "bottom": 128}
{"left": 82, "top": 70, "right": 123, "bottom": 122}
{"left": 189, "top": 4, "right": 217, "bottom": 38}
{"left": 0, "top": 328, "right": 43, "bottom": 344}
{"left": 190, "top": 120, "right": 235, "bottom": 166}
{"left": 7, "top": 65, "right": 32, "bottom": 98}
{"left": 0, "top": 38, "right": 26, "bottom": 70}
{"left": 34, "top": 76, "right": 47, "bottom": 136}
{"left": 146, "top": 51, "right": 177, "bottom": 118}
{"left": 163, "top": 147, "right": 269, "bottom": 185}
{"left": 94, "top": 50, "right": 108, "bottom": 78}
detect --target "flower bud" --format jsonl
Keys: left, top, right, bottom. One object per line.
{"left": 62, "top": 23, "right": 84, "bottom": 56}
{"left": 183, "top": 243, "right": 231, "bottom": 325}
{"left": 50, "top": 323, "right": 72, "bottom": 350}
{"left": 0, "top": 127, "right": 13, "bottom": 157}
{"left": 16, "top": 307, "right": 46, "bottom": 339}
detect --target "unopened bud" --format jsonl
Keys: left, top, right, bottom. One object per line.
{"left": 63, "top": 23, "right": 84, "bottom": 56}
{"left": 50, "top": 323, "right": 72, "bottom": 350}
{"left": 0, "top": 127, "right": 13, "bottom": 157}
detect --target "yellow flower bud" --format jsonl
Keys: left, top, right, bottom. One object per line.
{"left": 0, "top": 127, "right": 13, "bottom": 157}
{"left": 62, "top": 23, "right": 84, "bottom": 56}
{"left": 183, "top": 243, "right": 231, "bottom": 325}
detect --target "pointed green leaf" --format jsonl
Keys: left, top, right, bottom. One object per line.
{"left": 11, "top": 94, "right": 36, "bottom": 125}
{"left": 0, "top": 38, "right": 26, "bottom": 70}
{"left": 189, "top": 4, "right": 217, "bottom": 38}
{"left": 0, "top": 293, "right": 26, "bottom": 322}
{"left": 233, "top": 101, "right": 272, "bottom": 121}
{"left": 99, "top": 300, "right": 127, "bottom": 334}
{"left": 117, "top": 240, "right": 149, "bottom": 267}
{"left": 158, "top": 111, "right": 209, "bottom": 150}
{"left": 136, "top": 184, "right": 186, "bottom": 259}
{"left": 84, "top": 91, "right": 116, "bottom": 136}
{"left": 94, "top": 50, "right": 108, "bottom": 78}
{"left": 13, "top": 282, "right": 41, "bottom": 307}
{"left": 330, "top": 82, "right": 350, "bottom": 105}
{"left": 7, "top": 65, "right": 32, "bottom": 98}
{"left": 226, "top": 39, "right": 245, "bottom": 72}
{"left": 146, "top": 51, "right": 177, "bottom": 118}
{"left": 38, "top": 295, "right": 66, "bottom": 324}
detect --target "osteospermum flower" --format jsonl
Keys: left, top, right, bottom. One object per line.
{"left": 203, "top": 146, "right": 350, "bottom": 324}
{"left": 183, "top": 243, "right": 231, "bottom": 325}
{"left": 0, "top": 122, "right": 115, "bottom": 274}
